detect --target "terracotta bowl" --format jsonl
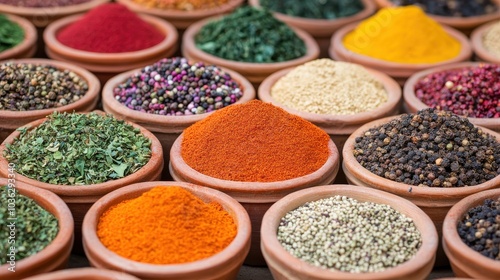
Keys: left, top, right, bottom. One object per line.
{"left": 102, "top": 65, "right": 255, "bottom": 181}
{"left": 261, "top": 184, "right": 438, "bottom": 280}
{"left": 44, "top": 12, "right": 178, "bottom": 84}
{"left": 116, "top": 0, "right": 243, "bottom": 31}
{"left": 443, "top": 188, "right": 500, "bottom": 279}
{"left": 82, "top": 181, "right": 251, "bottom": 280}
{"left": 0, "top": 58, "right": 100, "bottom": 144}
{"left": 182, "top": 15, "right": 320, "bottom": 88}
{"left": 258, "top": 65, "right": 401, "bottom": 183}
{"left": 248, "top": 0, "right": 375, "bottom": 58}
{"left": 170, "top": 134, "right": 340, "bottom": 265}
{"left": 0, "top": 14, "right": 37, "bottom": 61}
{"left": 0, "top": 112, "right": 164, "bottom": 253}
{"left": 471, "top": 20, "right": 500, "bottom": 64}
{"left": 342, "top": 115, "right": 500, "bottom": 267}
{"left": 0, "top": 179, "right": 73, "bottom": 280}
{"left": 375, "top": 0, "right": 500, "bottom": 35}
{"left": 329, "top": 22, "right": 473, "bottom": 85}
{"left": 404, "top": 62, "right": 500, "bottom": 132}
{"left": 23, "top": 268, "right": 140, "bottom": 280}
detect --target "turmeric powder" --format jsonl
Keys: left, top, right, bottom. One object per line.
{"left": 97, "top": 186, "right": 237, "bottom": 264}
{"left": 343, "top": 6, "right": 461, "bottom": 64}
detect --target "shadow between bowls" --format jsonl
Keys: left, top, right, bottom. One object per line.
{"left": 182, "top": 15, "right": 320, "bottom": 89}
{"left": 43, "top": 12, "right": 178, "bottom": 84}
{"left": 0, "top": 14, "right": 37, "bottom": 61}
{"left": 0, "top": 58, "right": 100, "bottom": 144}
{"left": 471, "top": 20, "right": 500, "bottom": 64}
{"left": 0, "top": 179, "right": 74, "bottom": 280}
{"left": 258, "top": 65, "right": 402, "bottom": 183}
{"left": 169, "top": 134, "right": 340, "bottom": 266}
{"left": 82, "top": 181, "right": 251, "bottom": 280}
{"left": 329, "top": 22, "right": 473, "bottom": 86}
{"left": 403, "top": 62, "right": 500, "bottom": 133}
{"left": 260, "top": 184, "right": 438, "bottom": 280}
{"left": 375, "top": 0, "right": 500, "bottom": 35}
{"left": 102, "top": 65, "right": 255, "bottom": 181}
{"left": 342, "top": 114, "right": 500, "bottom": 267}
{"left": 23, "top": 268, "right": 140, "bottom": 280}
{"left": 0, "top": 112, "right": 164, "bottom": 254}
{"left": 442, "top": 188, "right": 500, "bottom": 279}
{"left": 248, "top": 0, "right": 375, "bottom": 58}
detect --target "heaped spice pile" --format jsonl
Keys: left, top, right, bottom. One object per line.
{"left": 131, "top": 0, "right": 229, "bottom": 10}
{"left": 271, "top": 59, "right": 388, "bottom": 115}
{"left": 259, "top": 0, "right": 363, "bottom": 19}
{"left": 415, "top": 64, "right": 500, "bottom": 118}
{"left": 277, "top": 196, "right": 422, "bottom": 273}
{"left": 195, "top": 6, "right": 306, "bottom": 63}
{"left": 483, "top": 21, "right": 500, "bottom": 59}
{"left": 390, "top": 0, "right": 497, "bottom": 17}
{"left": 0, "top": 0, "right": 90, "bottom": 7}
{"left": 0, "top": 62, "right": 88, "bottom": 111}
{"left": 354, "top": 109, "right": 500, "bottom": 187}
{"left": 0, "top": 14, "right": 24, "bottom": 53}
{"left": 113, "top": 57, "right": 242, "bottom": 115}
{"left": 0, "top": 186, "right": 58, "bottom": 264}
{"left": 181, "top": 100, "right": 330, "bottom": 182}
{"left": 3, "top": 112, "right": 151, "bottom": 185}
{"left": 458, "top": 197, "right": 500, "bottom": 260}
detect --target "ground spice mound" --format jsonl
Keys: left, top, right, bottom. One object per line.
{"left": 181, "top": 100, "right": 331, "bottom": 182}
{"left": 97, "top": 186, "right": 236, "bottom": 264}
{"left": 354, "top": 109, "right": 500, "bottom": 187}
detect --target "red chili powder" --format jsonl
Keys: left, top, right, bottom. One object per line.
{"left": 56, "top": 3, "right": 165, "bottom": 53}
{"left": 181, "top": 100, "right": 331, "bottom": 182}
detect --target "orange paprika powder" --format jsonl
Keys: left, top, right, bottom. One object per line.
{"left": 181, "top": 100, "right": 330, "bottom": 182}
{"left": 97, "top": 186, "right": 237, "bottom": 264}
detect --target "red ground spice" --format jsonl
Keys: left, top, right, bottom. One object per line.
{"left": 56, "top": 3, "right": 165, "bottom": 53}
{"left": 181, "top": 100, "right": 331, "bottom": 182}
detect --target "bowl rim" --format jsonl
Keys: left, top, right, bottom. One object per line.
{"left": 442, "top": 188, "right": 500, "bottom": 274}
{"left": 0, "top": 13, "right": 37, "bottom": 61}
{"left": 182, "top": 15, "right": 320, "bottom": 72}
{"left": 258, "top": 64, "right": 401, "bottom": 126}
{"left": 43, "top": 13, "right": 178, "bottom": 64}
{"left": 169, "top": 133, "right": 340, "bottom": 201}
{"left": 261, "top": 184, "right": 438, "bottom": 279}
{"left": 102, "top": 63, "right": 255, "bottom": 132}
{"left": 82, "top": 181, "right": 251, "bottom": 278}
{"left": 0, "top": 58, "right": 100, "bottom": 124}
{"left": 0, "top": 0, "right": 109, "bottom": 18}
{"left": 0, "top": 111, "right": 164, "bottom": 197}
{"left": 341, "top": 114, "right": 500, "bottom": 206}
{"left": 0, "top": 179, "right": 74, "bottom": 277}
{"left": 330, "top": 21, "right": 472, "bottom": 72}
{"left": 403, "top": 61, "right": 500, "bottom": 129}
{"left": 23, "top": 267, "right": 140, "bottom": 280}
{"left": 471, "top": 20, "right": 500, "bottom": 64}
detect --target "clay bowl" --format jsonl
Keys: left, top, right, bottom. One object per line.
{"left": 116, "top": 0, "right": 243, "bottom": 31}
{"left": 0, "top": 179, "right": 73, "bottom": 280}
{"left": 261, "top": 184, "right": 438, "bottom": 280}
{"left": 170, "top": 134, "right": 340, "bottom": 265}
{"left": 248, "top": 0, "right": 375, "bottom": 58}
{"left": 182, "top": 15, "right": 320, "bottom": 88}
{"left": 0, "top": 112, "right": 164, "bottom": 254}
{"left": 404, "top": 62, "right": 500, "bottom": 133}
{"left": 471, "top": 20, "right": 500, "bottom": 64}
{"left": 44, "top": 12, "right": 178, "bottom": 84}
{"left": 102, "top": 65, "right": 255, "bottom": 181}
{"left": 342, "top": 115, "right": 500, "bottom": 267}
{"left": 0, "top": 58, "right": 100, "bottom": 144}
{"left": 0, "top": 14, "right": 37, "bottom": 61}
{"left": 330, "top": 22, "right": 473, "bottom": 85}
{"left": 375, "top": 0, "right": 500, "bottom": 35}
{"left": 443, "top": 188, "right": 500, "bottom": 279}
{"left": 82, "top": 181, "right": 251, "bottom": 280}
{"left": 23, "top": 268, "right": 140, "bottom": 280}
{"left": 258, "top": 65, "right": 401, "bottom": 183}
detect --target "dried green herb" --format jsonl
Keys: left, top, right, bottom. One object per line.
{"left": 0, "top": 14, "right": 24, "bottom": 53}
{"left": 3, "top": 112, "right": 152, "bottom": 185}
{"left": 0, "top": 186, "right": 58, "bottom": 264}
{"left": 195, "top": 6, "right": 306, "bottom": 63}
{"left": 260, "top": 0, "right": 364, "bottom": 19}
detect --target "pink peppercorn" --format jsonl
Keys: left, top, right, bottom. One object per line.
{"left": 414, "top": 64, "right": 500, "bottom": 118}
